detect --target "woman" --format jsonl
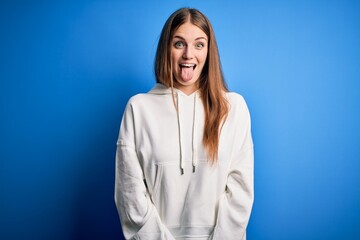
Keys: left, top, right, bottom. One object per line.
{"left": 115, "top": 8, "right": 254, "bottom": 240}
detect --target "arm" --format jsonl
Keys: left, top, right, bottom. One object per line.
{"left": 211, "top": 97, "right": 254, "bottom": 240}
{"left": 114, "top": 101, "right": 175, "bottom": 240}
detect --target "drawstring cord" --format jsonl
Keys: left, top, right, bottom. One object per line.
{"left": 176, "top": 93, "right": 184, "bottom": 175}
{"left": 176, "top": 92, "right": 198, "bottom": 175}
{"left": 192, "top": 94, "right": 197, "bottom": 173}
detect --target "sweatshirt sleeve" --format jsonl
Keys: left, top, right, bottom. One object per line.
{"left": 211, "top": 96, "right": 254, "bottom": 240}
{"left": 114, "top": 100, "right": 175, "bottom": 240}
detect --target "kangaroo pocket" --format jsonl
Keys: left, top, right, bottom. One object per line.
{"left": 150, "top": 161, "right": 228, "bottom": 231}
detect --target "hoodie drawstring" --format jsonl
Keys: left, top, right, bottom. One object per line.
{"left": 176, "top": 92, "right": 198, "bottom": 175}
{"left": 176, "top": 93, "right": 184, "bottom": 175}
{"left": 192, "top": 94, "right": 197, "bottom": 173}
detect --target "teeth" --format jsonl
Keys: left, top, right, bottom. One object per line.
{"left": 180, "top": 63, "right": 196, "bottom": 68}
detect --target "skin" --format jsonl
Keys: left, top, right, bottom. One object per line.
{"left": 171, "top": 21, "right": 208, "bottom": 95}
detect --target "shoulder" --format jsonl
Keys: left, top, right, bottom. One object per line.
{"left": 126, "top": 91, "right": 165, "bottom": 110}
{"left": 126, "top": 93, "right": 148, "bottom": 106}
{"left": 126, "top": 83, "right": 170, "bottom": 107}
{"left": 224, "top": 91, "right": 252, "bottom": 125}
{"left": 121, "top": 94, "right": 152, "bottom": 117}
{"left": 225, "top": 92, "right": 249, "bottom": 111}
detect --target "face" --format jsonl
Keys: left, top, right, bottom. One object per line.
{"left": 171, "top": 21, "right": 208, "bottom": 95}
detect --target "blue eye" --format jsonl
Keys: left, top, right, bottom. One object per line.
{"left": 175, "top": 41, "right": 185, "bottom": 48}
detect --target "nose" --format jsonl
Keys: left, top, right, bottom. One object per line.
{"left": 182, "top": 46, "right": 194, "bottom": 59}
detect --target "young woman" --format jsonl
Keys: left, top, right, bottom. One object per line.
{"left": 115, "top": 8, "right": 254, "bottom": 240}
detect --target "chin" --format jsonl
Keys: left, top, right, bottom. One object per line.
{"left": 178, "top": 78, "right": 197, "bottom": 86}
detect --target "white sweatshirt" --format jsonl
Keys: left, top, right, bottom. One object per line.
{"left": 115, "top": 83, "right": 254, "bottom": 240}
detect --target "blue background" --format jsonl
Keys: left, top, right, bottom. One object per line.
{"left": 1, "top": 0, "right": 359, "bottom": 239}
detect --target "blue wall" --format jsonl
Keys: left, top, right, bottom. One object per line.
{"left": 1, "top": 1, "right": 359, "bottom": 239}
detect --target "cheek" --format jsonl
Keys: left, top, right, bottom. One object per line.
{"left": 199, "top": 51, "right": 208, "bottom": 64}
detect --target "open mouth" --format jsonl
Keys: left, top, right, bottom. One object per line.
{"left": 179, "top": 63, "right": 196, "bottom": 70}
{"left": 179, "top": 63, "right": 196, "bottom": 82}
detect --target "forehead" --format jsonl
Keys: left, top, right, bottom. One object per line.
{"left": 173, "top": 22, "right": 207, "bottom": 40}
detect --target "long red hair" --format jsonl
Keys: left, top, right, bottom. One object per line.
{"left": 155, "top": 8, "right": 229, "bottom": 164}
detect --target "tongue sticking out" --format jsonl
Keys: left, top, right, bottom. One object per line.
{"left": 181, "top": 66, "right": 194, "bottom": 82}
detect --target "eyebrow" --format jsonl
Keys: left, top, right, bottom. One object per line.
{"left": 173, "top": 36, "right": 208, "bottom": 41}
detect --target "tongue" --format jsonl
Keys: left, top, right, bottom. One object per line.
{"left": 181, "top": 67, "right": 194, "bottom": 82}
